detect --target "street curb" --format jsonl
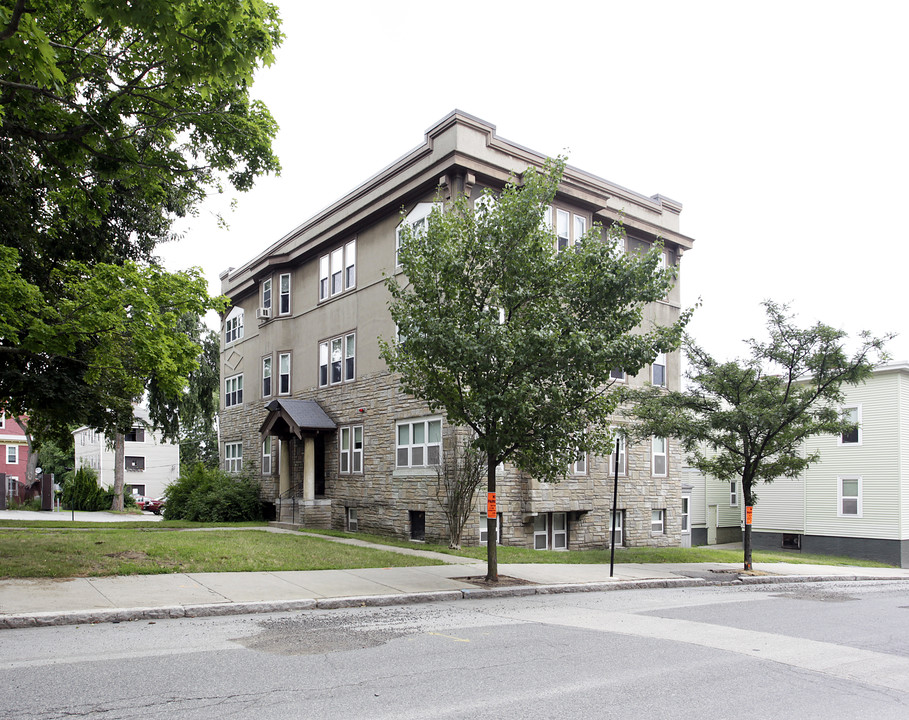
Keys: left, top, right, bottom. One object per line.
{"left": 2, "top": 574, "right": 906, "bottom": 630}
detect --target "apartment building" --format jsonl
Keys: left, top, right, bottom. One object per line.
{"left": 219, "top": 111, "right": 695, "bottom": 549}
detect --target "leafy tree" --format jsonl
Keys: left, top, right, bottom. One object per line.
{"left": 0, "top": 1, "right": 281, "bottom": 442}
{"left": 624, "top": 301, "right": 890, "bottom": 570}
{"left": 382, "top": 159, "right": 689, "bottom": 580}
{"left": 60, "top": 466, "right": 106, "bottom": 511}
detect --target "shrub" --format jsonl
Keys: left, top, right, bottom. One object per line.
{"left": 60, "top": 467, "right": 107, "bottom": 511}
{"left": 163, "top": 464, "right": 263, "bottom": 522}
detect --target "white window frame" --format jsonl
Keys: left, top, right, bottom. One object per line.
{"left": 278, "top": 272, "right": 291, "bottom": 316}
{"left": 224, "top": 308, "right": 244, "bottom": 345}
{"left": 552, "top": 512, "right": 568, "bottom": 551}
{"left": 571, "top": 450, "right": 587, "bottom": 476}
{"left": 278, "top": 352, "right": 291, "bottom": 395}
{"left": 262, "top": 437, "right": 272, "bottom": 475}
{"left": 479, "top": 512, "right": 502, "bottom": 545}
{"left": 339, "top": 425, "right": 364, "bottom": 475}
{"left": 7, "top": 444, "right": 19, "bottom": 464}
{"left": 347, "top": 507, "right": 358, "bottom": 532}
{"left": 261, "top": 277, "right": 272, "bottom": 313}
{"left": 345, "top": 240, "right": 356, "bottom": 290}
{"left": 609, "top": 432, "right": 627, "bottom": 476}
{"left": 262, "top": 356, "right": 272, "bottom": 398}
{"left": 610, "top": 509, "right": 624, "bottom": 546}
{"left": 533, "top": 513, "right": 549, "bottom": 550}
{"left": 652, "top": 352, "right": 666, "bottom": 387}
{"left": 225, "top": 374, "right": 243, "bottom": 408}
{"left": 839, "top": 405, "right": 862, "bottom": 445}
{"left": 396, "top": 203, "right": 438, "bottom": 267}
{"left": 838, "top": 475, "right": 862, "bottom": 517}
{"left": 224, "top": 442, "right": 242, "bottom": 473}
{"left": 319, "top": 332, "right": 356, "bottom": 387}
{"left": 652, "top": 436, "right": 668, "bottom": 477}
{"left": 0, "top": 412, "right": 5, "bottom": 429}
{"left": 610, "top": 368, "right": 626, "bottom": 382}
{"left": 730, "top": 481, "right": 738, "bottom": 507}
{"left": 651, "top": 509, "right": 665, "bottom": 534}
{"left": 681, "top": 497, "right": 690, "bottom": 534}
{"left": 396, "top": 417, "right": 442, "bottom": 468}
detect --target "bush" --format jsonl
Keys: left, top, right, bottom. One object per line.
{"left": 60, "top": 467, "right": 107, "bottom": 511}
{"left": 163, "top": 464, "right": 263, "bottom": 522}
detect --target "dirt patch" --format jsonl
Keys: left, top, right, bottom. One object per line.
{"left": 454, "top": 575, "right": 537, "bottom": 589}
{"left": 104, "top": 550, "right": 150, "bottom": 561}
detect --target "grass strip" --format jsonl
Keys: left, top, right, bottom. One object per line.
{"left": 301, "top": 529, "right": 895, "bottom": 568}
{"left": 0, "top": 528, "right": 443, "bottom": 578}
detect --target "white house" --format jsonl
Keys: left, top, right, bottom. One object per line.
{"left": 687, "top": 362, "right": 909, "bottom": 567}
{"left": 73, "top": 408, "right": 179, "bottom": 499}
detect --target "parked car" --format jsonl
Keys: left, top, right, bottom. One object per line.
{"left": 132, "top": 495, "right": 154, "bottom": 510}
{"left": 144, "top": 497, "right": 166, "bottom": 515}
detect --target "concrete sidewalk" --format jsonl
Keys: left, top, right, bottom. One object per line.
{"left": 2, "top": 517, "right": 908, "bottom": 629}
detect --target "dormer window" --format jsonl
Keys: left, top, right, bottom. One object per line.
{"left": 224, "top": 307, "right": 244, "bottom": 345}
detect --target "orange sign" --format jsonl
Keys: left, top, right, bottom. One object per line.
{"left": 745, "top": 506, "right": 753, "bottom": 525}
{"left": 487, "top": 492, "right": 497, "bottom": 518}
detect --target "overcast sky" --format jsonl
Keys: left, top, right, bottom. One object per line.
{"left": 162, "top": 0, "right": 909, "bottom": 365}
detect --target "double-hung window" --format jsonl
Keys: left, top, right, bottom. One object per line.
{"left": 339, "top": 425, "right": 364, "bottom": 474}
{"left": 261, "top": 278, "right": 272, "bottom": 314}
{"left": 839, "top": 476, "right": 862, "bottom": 517}
{"left": 609, "top": 432, "right": 626, "bottom": 476}
{"left": 610, "top": 368, "right": 626, "bottom": 382}
{"left": 396, "top": 417, "right": 442, "bottom": 467}
{"left": 610, "top": 510, "right": 624, "bottom": 547}
{"left": 278, "top": 352, "right": 291, "bottom": 395}
{"left": 571, "top": 450, "right": 587, "bottom": 475}
{"left": 262, "top": 356, "right": 272, "bottom": 398}
{"left": 840, "top": 405, "right": 862, "bottom": 445}
{"left": 730, "top": 481, "right": 738, "bottom": 507}
{"left": 125, "top": 427, "right": 145, "bottom": 443}
{"left": 224, "top": 309, "right": 244, "bottom": 344}
{"left": 544, "top": 206, "right": 588, "bottom": 252}
{"left": 279, "top": 273, "right": 291, "bottom": 315}
{"left": 319, "top": 241, "right": 357, "bottom": 300}
{"left": 396, "top": 204, "right": 437, "bottom": 267}
{"left": 651, "top": 509, "right": 665, "bottom": 534}
{"left": 652, "top": 352, "right": 666, "bottom": 387}
{"left": 7, "top": 445, "right": 18, "bottom": 464}
{"left": 319, "top": 333, "right": 356, "bottom": 387}
{"left": 225, "top": 374, "right": 243, "bottom": 408}
{"left": 652, "top": 436, "right": 668, "bottom": 476}
{"left": 224, "top": 442, "right": 242, "bottom": 473}
{"left": 262, "top": 437, "right": 273, "bottom": 475}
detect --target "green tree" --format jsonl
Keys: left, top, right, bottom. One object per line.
{"left": 0, "top": 1, "right": 281, "bottom": 442}
{"left": 624, "top": 301, "right": 890, "bottom": 570}
{"left": 381, "top": 159, "right": 689, "bottom": 580}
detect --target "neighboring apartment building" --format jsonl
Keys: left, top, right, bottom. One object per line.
{"left": 73, "top": 407, "right": 179, "bottom": 499}
{"left": 749, "top": 363, "right": 909, "bottom": 567}
{"left": 218, "top": 111, "right": 695, "bottom": 550}
{"left": 0, "top": 411, "right": 30, "bottom": 505}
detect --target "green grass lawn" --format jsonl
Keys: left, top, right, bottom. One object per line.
{"left": 302, "top": 528, "right": 895, "bottom": 568}
{"left": 0, "top": 525, "right": 443, "bottom": 578}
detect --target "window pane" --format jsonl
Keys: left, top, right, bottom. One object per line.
{"left": 353, "top": 426, "right": 363, "bottom": 449}
{"left": 427, "top": 419, "right": 441, "bottom": 443}
{"left": 842, "top": 478, "right": 859, "bottom": 496}
{"left": 412, "top": 446, "right": 424, "bottom": 466}
{"left": 842, "top": 498, "right": 858, "bottom": 515}
{"left": 655, "top": 456, "right": 667, "bottom": 476}
{"left": 427, "top": 445, "right": 440, "bottom": 465}
{"left": 396, "top": 448, "right": 409, "bottom": 467}
{"left": 413, "top": 422, "right": 425, "bottom": 445}
{"left": 533, "top": 515, "right": 547, "bottom": 532}
{"left": 398, "top": 424, "right": 409, "bottom": 446}
{"left": 340, "top": 428, "right": 350, "bottom": 451}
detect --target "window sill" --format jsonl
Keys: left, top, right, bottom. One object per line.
{"left": 393, "top": 467, "right": 440, "bottom": 478}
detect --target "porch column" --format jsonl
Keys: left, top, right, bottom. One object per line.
{"left": 303, "top": 436, "right": 315, "bottom": 501}
{"left": 279, "top": 439, "right": 291, "bottom": 496}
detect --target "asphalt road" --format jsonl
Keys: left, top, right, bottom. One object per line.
{"left": 2, "top": 580, "right": 908, "bottom": 719}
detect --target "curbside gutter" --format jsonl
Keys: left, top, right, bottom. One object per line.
{"left": 3, "top": 573, "right": 906, "bottom": 630}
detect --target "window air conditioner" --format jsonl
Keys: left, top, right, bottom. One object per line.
{"left": 256, "top": 307, "right": 271, "bottom": 320}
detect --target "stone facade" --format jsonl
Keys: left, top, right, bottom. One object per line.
{"left": 218, "top": 111, "right": 694, "bottom": 552}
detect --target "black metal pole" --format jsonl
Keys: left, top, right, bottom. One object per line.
{"left": 609, "top": 437, "right": 620, "bottom": 577}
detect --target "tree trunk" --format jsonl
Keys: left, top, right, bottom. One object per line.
{"left": 111, "top": 433, "right": 125, "bottom": 511}
{"left": 485, "top": 454, "right": 498, "bottom": 581}
{"left": 743, "top": 477, "right": 752, "bottom": 571}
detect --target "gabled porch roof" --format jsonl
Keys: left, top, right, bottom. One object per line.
{"left": 259, "top": 399, "right": 336, "bottom": 441}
